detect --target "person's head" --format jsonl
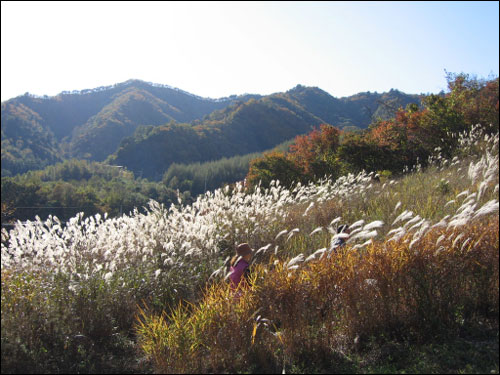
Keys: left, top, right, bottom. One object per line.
{"left": 337, "top": 224, "right": 350, "bottom": 235}
{"left": 236, "top": 243, "right": 253, "bottom": 262}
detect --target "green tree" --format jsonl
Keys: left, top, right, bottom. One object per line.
{"left": 246, "top": 151, "right": 302, "bottom": 189}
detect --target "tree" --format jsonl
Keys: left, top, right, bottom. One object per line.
{"left": 246, "top": 151, "right": 302, "bottom": 189}
{"left": 445, "top": 71, "right": 499, "bottom": 132}
{"left": 288, "top": 124, "right": 342, "bottom": 181}
{"left": 337, "top": 131, "right": 392, "bottom": 173}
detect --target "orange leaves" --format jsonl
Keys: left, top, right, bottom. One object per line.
{"left": 288, "top": 124, "right": 341, "bottom": 176}
{"left": 246, "top": 124, "right": 342, "bottom": 189}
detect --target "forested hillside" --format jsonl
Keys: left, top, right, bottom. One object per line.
{"left": 1, "top": 80, "right": 420, "bottom": 177}
{"left": 1, "top": 140, "right": 294, "bottom": 224}
{"left": 1, "top": 80, "right": 259, "bottom": 175}
{"left": 108, "top": 87, "right": 421, "bottom": 179}
{"left": 2, "top": 73, "right": 496, "bottom": 225}
{"left": 1, "top": 72, "right": 498, "bottom": 373}
{"left": 246, "top": 73, "right": 499, "bottom": 189}
{"left": 2, "top": 118, "right": 498, "bottom": 374}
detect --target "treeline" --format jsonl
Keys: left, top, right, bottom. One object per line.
{"left": 162, "top": 139, "right": 293, "bottom": 197}
{"left": 1, "top": 160, "right": 172, "bottom": 224}
{"left": 164, "top": 152, "right": 265, "bottom": 197}
{"left": 246, "top": 72, "right": 499, "bottom": 189}
{"left": 1, "top": 141, "right": 293, "bottom": 224}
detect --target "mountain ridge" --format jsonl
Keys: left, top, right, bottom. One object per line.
{"left": 1, "top": 80, "right": 421, "bottom": 177}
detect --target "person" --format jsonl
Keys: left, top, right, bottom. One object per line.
{"left": 330, "top": 224, "right": 350, "bottom": 254}
{"left": 229, "top": 243, "right": 253, "bottom": 291}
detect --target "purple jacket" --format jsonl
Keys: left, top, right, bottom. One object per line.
{"left": 229, "top": 259, "right": 250, "bottom": 289}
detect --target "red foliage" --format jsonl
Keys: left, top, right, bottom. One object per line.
{"left": 288, "top": 124, "right": 341, "bottom": 176}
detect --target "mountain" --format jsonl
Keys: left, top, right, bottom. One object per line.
{"left": 107, "top": 94, "right": 324, "bottom": 179}
{"left": 1, "top": 80, "right": 421, "bottom": 177}
{"left": 1, "top": 80, "right": 259, "bottom": 175}
{"left": 108, "top": 86, "right": 422, "bottom": 179}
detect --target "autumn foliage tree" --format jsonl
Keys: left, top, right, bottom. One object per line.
{"left": 337, "top": 131, "right": 392, "bottom": 173}
{"left": 246, "top": 124, "right": 342, "bottom": 189}
{"left": 288, "top": 124, "right": 342, "bottom": 181}
{"left": 362, "top": 72, "right": 499, "bottom": 171}
{"left": 246, "top": 151, "right": 302, "bottom": 189}
{"left": 445, "top": 71, "right": 499, "bottom": 132}
{"left": 247, "top": 72, "right": 498, "bottom": 189}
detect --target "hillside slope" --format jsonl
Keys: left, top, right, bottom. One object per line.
{"left": 1, "top": 124, "right": 497, "bottom": 374}
{"left": 1, "top": 80, "right": 420, "bottom": 176}
{"left": 109, "top": 87, "right": 421, "bottom": 179}
{"left": 1, "top": 80, "right": 257, "bottom": 174}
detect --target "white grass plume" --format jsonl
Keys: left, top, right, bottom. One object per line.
{"left": 287, "top": 253, "right": 304, "bottom": 268}
{"left": 473, "top": 199, "right": 499, "bottom": 219}
{"left": 447, "top": 217, "right": 470, "bottom": 230}
{"left": 255, "top": 244, "right": 272, "bottom": 256}
{"left": 330, "top": 217, "right": 342, "bottom": 226}
{"left": 286, "top": 228, "right": 300, "bottom": 242}
{"left": 309, "top": 227, "right": 324, "bottom": 236}
{"left": 305, "top": 248, "right": 327, "bottom": 262}
{"left": 452, "top": 233, "right": 465, "bottom": 248}
{"left": 275, "top": 229, "right": 288, "bottom": 241}
{"left": 436, "top": 234, "right": 446, "bottom": 246}
{"left": 393, "top": 201, "right": 402, "bottom": 213}
{"left": 348, "top": 230, "right": 378, "bottom": 242}
{"left": 403, "top": 215, "right": 422, "bottom": 230}
{"left": 363, "top": 220, "right": 384, "bottom": 231}
{"left": 407, "top": 218, "right": 426, "bottom": 233}
{"left": 352, "top": 239, "right": 372, "bottom": 250}
{"left": 349, "top": 219, "right": 365, "bottom": 229}
{"left": 330, "top": 232, "right": 350, "bottom": 246}
{"left": 444, "top": 200, "right": 455, "bottom": 208}
{"left": 393, "top": 210, "right": 413, "bottom": 225}
{"left": 303, "top": 202, "right": 315, "bottom": 216}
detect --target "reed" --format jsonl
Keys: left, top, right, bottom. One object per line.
{"left": 1, "top": 124, "right": 498, "bottom": 373}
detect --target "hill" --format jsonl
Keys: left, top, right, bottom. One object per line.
{"left": 1, "top": 80, "right": 420, "bottom": 177}
{"left": 1, "top": 80, "right": 259, "bottom": 175}
{"left": 108, "top": 86, "right": 421, "bottom": 179}
{"left": 2, "top": 123, "right": 498, "bottom": 374}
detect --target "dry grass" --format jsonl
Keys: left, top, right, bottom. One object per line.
{"left": 137, "top": 216, "right": 499, "bottom": 373}
{"left": 2, "top": 125, "right": 498, "bottom": 373}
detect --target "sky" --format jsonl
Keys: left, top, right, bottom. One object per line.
{"left": 1, "top": 1, "right": 499, "bottom": 102}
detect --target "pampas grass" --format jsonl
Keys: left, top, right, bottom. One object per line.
{"left": 2, "top": 124, "right": 498, "bottom": 373}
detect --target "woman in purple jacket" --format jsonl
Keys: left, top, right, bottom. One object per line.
{"left": 229, "top": 243, "right": 253, "bottom": 292}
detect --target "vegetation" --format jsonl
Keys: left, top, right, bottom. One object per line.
{"left": 1, "top": 159, "right": 173, "bottom": 223}
{"left": 1, "top": 140, "right": 294, "bottom": 224}
{"left": 138, "top": 218, "right": 498, "bottom": 373}
{"left": 1, "top": 79, "right": 259, "bottom": 175}
{"left": 2, "top": 121, "right": 498, "bottom": 373}
{"left": 247, "top": 73, "right": 499, "bottom": 189}
{"left": 2, "top": 80, "right": 420, "bottom": 177}
{"left": 108, "top": 88, "right": 420, "bottom": 180}
{"left": 1, "top": 72, "right": 498, "bottom": 373}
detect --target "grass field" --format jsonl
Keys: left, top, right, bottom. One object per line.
{"left": 2, "top": 125, "right": 498, "bottom": 373}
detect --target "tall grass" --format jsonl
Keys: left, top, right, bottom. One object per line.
{"left": 137, "top": 125, "right": 499, "bottom": 373}
{"left": 1, "top": 124, "right": 498, "bottom": 373}
{"left": 136, "top": 216, "right": 498, "bottom": 373}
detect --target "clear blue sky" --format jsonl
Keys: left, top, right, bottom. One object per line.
{"left": 1, "top": 1, "right": 498, "bottom": 102}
